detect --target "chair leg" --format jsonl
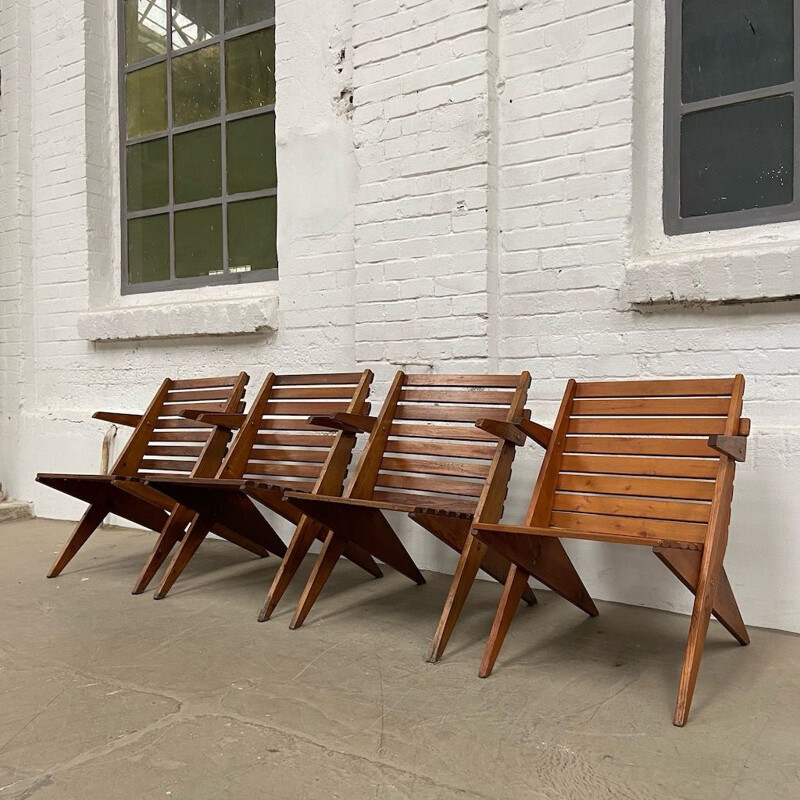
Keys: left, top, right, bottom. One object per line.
{"left": 131, "top": 510, "right": 187, "bottom": 595}
{"left": 47, "top": 503, "right": 109, "bottom": 578}
{"left": 479, "top": 565, "right": 530, "bottom": 679}
{"left": 427, "top": 536, "right": 488, "bottom": 664}
{"left": 290, "top": 532, "right": 348, "bottom": 630}
{"left": 153, "top": 517, "right": 211, "bottom": 600}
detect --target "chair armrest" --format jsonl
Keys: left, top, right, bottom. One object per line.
{"left": 307, "top": 412, "right": 376, "bottom": 434}
{"left": 515, "top": 418, "right": 552, "bottom": 449}
{"left": 180, "top": 410, "right": 247, "bottom": 430}
{"left": 476, "top": 418, "right": 527, "bottom": 446}
{"left": 708, "top": 435, "right": 747, "bottom": 462}
{"left": 92, "top": 411, "right": 142, "bottom": 427}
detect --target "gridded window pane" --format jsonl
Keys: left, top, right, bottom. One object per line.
{"left": 175, "top": 205, "right": 224, "bottom": 277}
{"left": 128, "top": 215, "right": 170, "bottom": 284}
{"left": 228, "top": 197, "right": 277, "bottom": 272}
{"left": 172, "top": 45, "right": 221, "bottom": 127}
{"left": 174, "top": 125, "right": 222, "bottom": 203}
{"left": 125, "top": 0, "right": 168, "bottom": 66}
{"left": 680, "top": 95, "right": 794, "bottom": 218}
{"left": 126, "top": 63, "right": 167, "bottom": 138}
{"left": 127, "top": 138, "right": 169, "bottom": 212}
{"left": 225, "top": 0, "right": 275, "bottom": 31}
{"left": 226, "top": 29, "right": 275, "bottom": 113}
{"left": 227, "top": 114, "right": 276, "bottom": 194}
{"left": 682, "top": 0, "right": 794, "bottom": 103}
{"left": 172, "top": 0, "right": 220, "bottom": 50}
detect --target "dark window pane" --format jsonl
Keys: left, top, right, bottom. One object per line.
{"left": 228, "top": 197, "right": 277, "bottom": 272}
{"left": 127, "top": 138, "right": 169, "bottom": 212}
{"left": 172, "top": 45, "right": 221, "bottom": 127}
{"left": 226, "top": 28, "right": 275, "bottom": 113}
{"left": 227, "top": 113, "right": 276, "bottom": 194}
{"left": 128, "top": 215, "right": 170, "bottom": 284}
{"left": 225, "top": 0, "right": 275, "bottom": 30}
{"left": 682, "top": 0, "right": 794, "bottom": 103}
{"left": 126, "top": 63, "right": 167, "bottom": 138}
{"left": 175, "top": 205, "right": 223, "bottom": 277}
{"left": 125, "top": 0, "right": 168, "bottom": 66}
{"left": 680, "top": 95, "right": 793, "bottom": 218}
{"left": 172, "top": 0, "right": 220, "bottom": 50}
{"left": 174, "top": 125, "right": 222, "bottom": 203}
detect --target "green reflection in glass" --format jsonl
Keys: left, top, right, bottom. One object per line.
{"left": 128, "top": 215, "right": 170, "bottom": 284}
{"left": 226, "top": 28, "right": 275, "bottom": 113}
{"left": 172, "top": 0, "right": 220, "bottom": 50}
{"left": 227, "top": 113, "right": 276, "bottom": 195}
{"left": 225, "top": 0, "right": 275, "bottom": 31}
{"left": 127, "top": 138, "right": 169, "bottom": 212}
{"left": 228, "top": 197, "right": 277, "bottom": 273}
{"left": 174, "top": 125, "right": 222, "bottom": 204}
{"left": 125, "top": 0, "right": 168, "bottom": 66}
{"left": 126, "top": 62, "right": 167, "bottom": 138}
{"left": 172, "top": 45, "right": 221, "bottom": 127}
{"left": 175, "top": 205, "right": 223, "bottom": 277}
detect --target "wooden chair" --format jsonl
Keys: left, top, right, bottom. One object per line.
{"left": 282, "top": 371, "right": 543, "bottom": 663}
{"left": 472, "top": 375, "right": 750, "bottom": 726}
{"left": 138, "top": 371, "right": 381, "bottom": 601}
{"left": 37, "top": 374, "right": 252, "bottom": 578}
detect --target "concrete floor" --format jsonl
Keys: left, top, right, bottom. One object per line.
{"left": 1, "top": 519, "right": 798, "bottom": 800}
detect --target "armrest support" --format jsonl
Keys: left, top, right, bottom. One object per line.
{"left": 308, "top": 412, "right": 376, "bottom": 434}
{"left": 476, "top": 418, "right": 527, "bottom": 446}
{"left": 708, "top": 435, "right": 747, "bottom": 463}
{"left": 516, "top": 418, "right": 552, "bottom": 449}
{"left": 93, "top": 411, "right": 142, "bottom": 427}
{"left": 180, "top": 410, "right": 247, "bottom": 430}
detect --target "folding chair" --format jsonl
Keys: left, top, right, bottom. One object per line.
{"left": 37, "top": 373, "right": 251, "bottom": 578}
{"left": 472, "top": 375, "right": 750, "bottom": 726}
{"left": 139, "top": 371, "right": 381, "bottom": 600}
{"left": 283, "top": 371, "right": 540, "bottom": 663}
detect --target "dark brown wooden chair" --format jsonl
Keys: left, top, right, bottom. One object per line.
{"left": 37, "top": 374, "right": 252, "bottom": 578}
{"left": 472, "top": 375, "right": 750, "bottom": 726}
{"left": 138, "top": 371, "right": 381, "bottom": 601}
{"left": 282, "top": 371, "right": 540, "bottom": 663}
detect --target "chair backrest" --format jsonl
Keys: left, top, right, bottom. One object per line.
{"left": 113, "top": 374, "right": 249, "bottom": 478}
{"left": 218, "top": 371, "right": 374, "bottom": 494}
{"left": 347, "top": 372, "right": 531, "bottom": 515}
{"left": 527, "top": 376, "right": 746, "bottom": 546}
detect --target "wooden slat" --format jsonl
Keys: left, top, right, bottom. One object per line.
{"left": 256, "top": 418, "right": 326, "bottom": 431}
{"left": 246, "top": 447, "right": 329, "bottom": 464}
{"left": 242, "top": 476, "right": 316, "bottom": 492}
{"left": 140, "top": 458, "right": 197, "bottom": 472}
{"left": 568, "top": 417, "right": 729, "bottom": 436}
{"left": 375, "top": 472, "right": 484, "bottom": 497}
{"left": 552, "top": 493, "right": 710, "bottom": 523}
{"left": 571, "top": 397, "right": 730, "bottom": 417}
{"left": 574, "top": 378, "right": 735, "bottom": 398}
{"left": 155, "top": 418, "right": 216, "bottom": 429}
{"left": 389, "top": 423, "right": 496, "bottom": 442}
{"left": 271, "top": 386, "right": 358, "bottom": 400}
{"left": 560, "top": 454, "right": 718, "bottom": 479}
{"left": 145, "top": 445, "right": 205, "bottom": 458}
{"left": 380, "top": 456, "right": 490, "bottom": 479}
{"left": 253, "top": 432, "right": 337, "bottom": 447}
{"left": 272, "top": 373, "right": 362, "bottom": 386}
{"left": 405, "top": 374, "right": 522, "bottom": 388}
{"left": 372, "top": 490, "right": 477, "bottom": 515}
{"left": 400, "top": 389, "right": 515, "bottom": 405}
{"left": 165, "top": 389, "right": 234, "bottom": 402}
{"left": 556, "top": 473, "right": 716, "bottom": 501}
{"left": 564, "top": 436, "right": 718, "bottom": 458}
{"left": 170, "top": 375, "right": 241, "bottom": 389}
{"left": 160, "top": 402, "right": 229, "bottom": 415}
{"left": 395, "top": 405, "right": 509, "bottom": 423}
{"left": 385, "top": 438, "right": 496, "bottom": 460}
{"left": 152, "top": 431, "right": 212, "bottom": 442}
{"left": 244, "top": 462, "right": 322, "bottom": 478}
{"left": 549, "top": 511, "right": 708, "bottom": 544}
{"left": 263, "top": 401, "right": 352, "bottom": 416}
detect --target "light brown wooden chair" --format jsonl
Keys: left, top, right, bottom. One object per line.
{"left": 282, "top": 371, "right": 549, "bottom": 663}
{"left": 472, "top": 375, "right": 750, "bottom": 726}
{"left": 139, "top": 371, "right": 381, "bottom": 601}
{"left": 37, "top": 374, "right": 253, "bottom": 578}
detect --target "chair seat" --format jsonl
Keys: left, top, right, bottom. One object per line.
{"left": 284, "top": 490, "right": 477, "bottom": 517}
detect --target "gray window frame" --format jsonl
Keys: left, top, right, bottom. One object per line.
{"left": 119, "top": 0, "right": 278, "bottom": 295}
{"left": 663, "top": 0, "right": 800, "bottom": 235}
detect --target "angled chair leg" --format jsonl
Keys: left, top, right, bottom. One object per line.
{"left": 479, "top": 565, "right": 530, "bottom": 678}
{"left": 154, "top": 516, "right": 211, "bottom": 600}
{"left": 290, "top": 532, "right": 349, "bottom": 630}
{"left": 47, "top": 503, "right": 109, "bottom": 578}
{"left": 131, "top": 509, "right": 189, "bottom": 595}
{"left": 427, "top": 536, "right": 488, "bottom": 664}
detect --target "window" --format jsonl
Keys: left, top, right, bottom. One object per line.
{"left": 120, "top": 0, "right": 277, "bottom": 293}
{"left": 664, "top": 0, "right": 799, "bottom": 234}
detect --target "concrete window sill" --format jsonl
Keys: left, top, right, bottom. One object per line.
{"left": 622, "top": 243, "right": 800, "bottom": 308}
{"left": 77, "top": 296, "right": 279, "bottom": 342}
